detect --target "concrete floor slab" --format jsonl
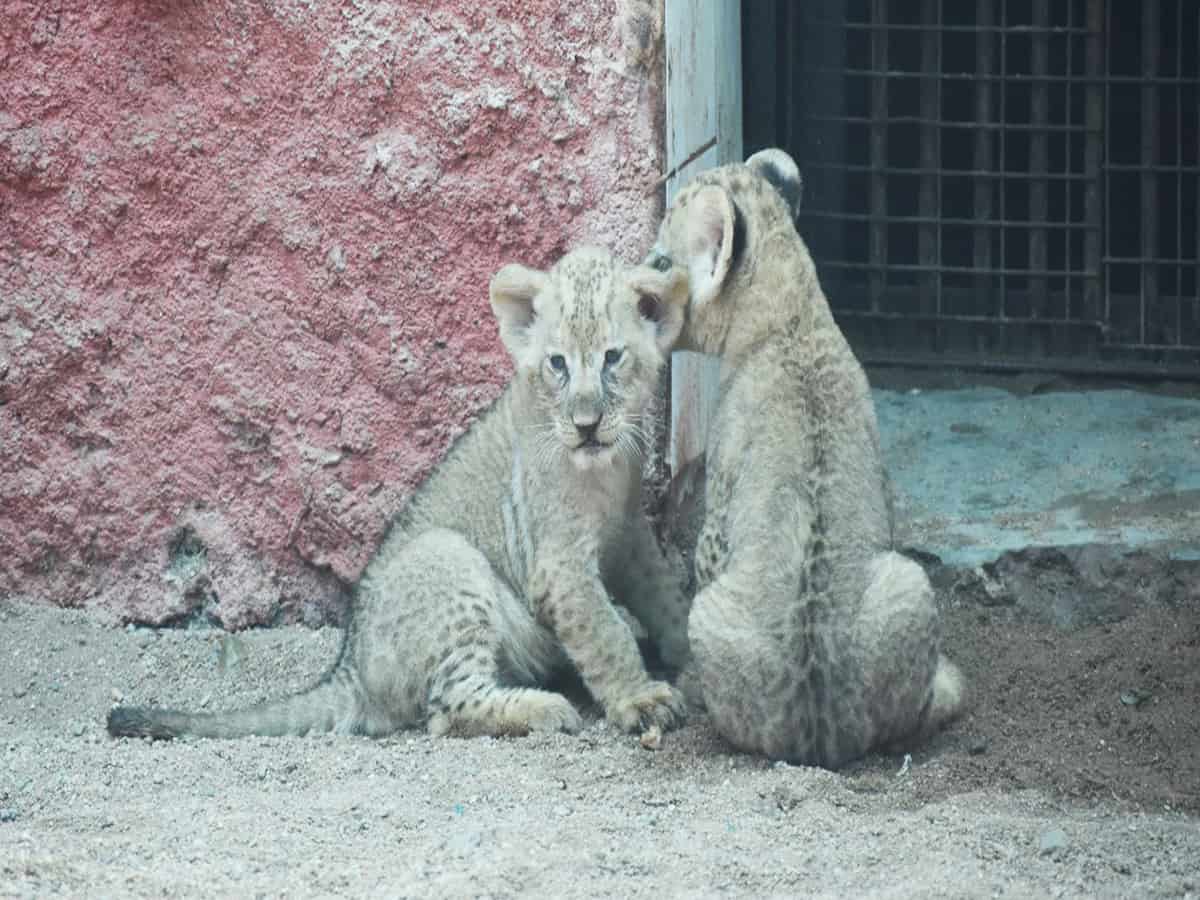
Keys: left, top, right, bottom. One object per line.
{"left": 875, "top": 386, "right": 1200, "bottom": 565}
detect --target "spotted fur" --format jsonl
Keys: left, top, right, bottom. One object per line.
{"left": 652, "top": 149, "right": 964, "bottom": 767}
{"left": 107, "top": 247, "right": 691, "bottom": 742}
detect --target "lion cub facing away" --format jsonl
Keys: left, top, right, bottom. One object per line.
{"left": 650, "top": 149, "right": 963, "bottom": 768}
{"left": 108, "top": 247, "right": 691, "bottom": 741}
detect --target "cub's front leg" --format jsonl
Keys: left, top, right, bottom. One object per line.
{"left": 531, "top": 556, "right": 685, "bottom": 734}
{"left": 605, "top": 514, "right": 693, "bottom": 671}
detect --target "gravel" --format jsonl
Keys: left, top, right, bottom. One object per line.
{"left": 1, "top": 599, "right": 1198, "bottom": 898}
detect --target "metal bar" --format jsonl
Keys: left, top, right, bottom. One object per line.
{"left": 935, "top": 0, "right": 944, "bottom": 325}
{"left": 919, "top": 0, "right": 938, "bottom": 320}
{"left": 798, "top": 161, "right": 1101, "bottom": 179}
{"left": 784, "top": 2, "right": 799, "bottom": 154}
{"left": 1104, "top": 163, "right": 1200, "bottom": 174}
{"left": 800, "top": 113, "right": 1096, "bottom": 132}
{"left": 973, "top": 0, "right": 994, "bottom": 318}
{"left": 801, "top": 68, "right": 1200, "bottom": 86}
{"left": 1084, "top": 0, "right": 1103, "bottom": 328}
{"left": 868, "top": 0, "right": 888, "bottom": 312}
{"left": 799, "top": 210, "right": 1092, "bottom": 229}
{"left": 1175, "top": 0, "right": 1184, "bottom": 348}
{"left": 1030, "top": 0, "right": 1050, "bottom": 347}
{"left": 820, "top": 260, "right": 1093, "bottom": 278}
{"left": 835, "top": 310, "right": 1103, "bottom": 326}
{"left": 998, "top": 0, "right": 1007, "bottom": 322}
{"left": 1065, "top": 0, "right": 1076, "bottom": 329}
{"left": 1141, "top": 0, "right": 1159, "bottom": 347}
{"left": 810, "top": 22, "right": 1093, "bottom": 35}
{"left": 858, "top": 354, "right": 1200, "bottom": 381}
{"left": 1102, "top": 256, "right": 1200, "bottom": 265}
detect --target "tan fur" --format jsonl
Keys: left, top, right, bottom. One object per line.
{"left": 107, "top": 246, "right": 692, "bottom": 742}
{"left": 650, "top": 149, "right": 964, "bottom": 767}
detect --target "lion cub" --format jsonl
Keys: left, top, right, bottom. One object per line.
{"left": 650, "top": 149, "right": 963, "bottom": 767}
{"left": 108, "top": 246, "right": 690, "bottom": 741}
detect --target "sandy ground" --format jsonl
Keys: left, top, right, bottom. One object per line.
{"left": 2, "top": 593, "right": 1198, "bottom": 899}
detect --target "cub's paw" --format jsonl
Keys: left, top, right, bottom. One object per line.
{"left": 520, "top": 692, "right": 584, "bottom": 735}
{"left": 606, "top": 681, "right": 687, "bottom": 734}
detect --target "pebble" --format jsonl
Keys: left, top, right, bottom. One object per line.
{"left": 72, "top": 723, "right": 85, "bottom": 737}
{"left": 1039, "top": 828, "right": 1069, "bottom": 856}
{"left": 0, "top": 808, "right": 17, "bottom": 823}
{"left": 968, "top": 738, "right": 988, "bottom": 755}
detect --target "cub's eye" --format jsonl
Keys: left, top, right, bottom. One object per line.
{"left": 647, "top": 251, "right": 673, "bottom": 272}
{"left": 548, "top": 354, "right": 567, "bottom": 373}
{"left": 603, "top": 348, "right": 623, "bottom": 368}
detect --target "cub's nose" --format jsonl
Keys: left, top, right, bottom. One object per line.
{"left": 573, "top": 413, "right": 602, "bottom": 443}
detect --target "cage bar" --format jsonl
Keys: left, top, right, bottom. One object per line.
{"left": 1141, "top": 1, "right": 1159, "bottom": 347}
{"left": 973, "top": 0, "right": 994, "bottom": 324}
{"left": 868, "top": 0, "right": 888, "bottom": 313}
{"left": 1083, "top": 0, "right": 1103, "bottom": 329}
{"left": 919, "top": 0, "right": 940, "bottom": 322}
{"left": 1029, "top": 2, "right": 1049, "bottom": 353}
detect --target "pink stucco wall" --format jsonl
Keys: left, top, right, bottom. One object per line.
{"left": 0, "top": 1, "right": 664, "bottom": 626}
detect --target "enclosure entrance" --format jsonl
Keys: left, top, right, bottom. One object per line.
{"left": 743, "top": 0, "right": 1200, "bottom": 376}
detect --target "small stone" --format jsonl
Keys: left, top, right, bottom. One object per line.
{"left": 0, "top": 808, "right": 17, "bottom": 823}
{"left": 11, "top": 686, "right": 25, "bottom": 699}
{"left": 72, "top": 723, "right": 85, "bottom": 737}
{"left": 1038, "top": 828, "right": 1069, "bottom": 856}
{"left": 1119, "top": 689, "right": 1151, "bottom": 707}
{"left": 968, "top": 738, "right": 988, "bottom": 755}
{"left": 110, "top": 688, "right": 124, "bottom": 703}
{"left": 553, "top": 804, "right": 571, "bottom": 817}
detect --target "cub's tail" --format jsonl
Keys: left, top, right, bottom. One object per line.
{"left": 106, "top": 663, "right": 366, "bottom": 740}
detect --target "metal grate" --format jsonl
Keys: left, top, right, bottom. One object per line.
{"left": 743, "top": 0, "right": 1200, "bottom": 376}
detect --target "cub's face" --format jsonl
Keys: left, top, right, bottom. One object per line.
{"left": 490, "top": 246, "right": 687, "bottom": 470}
{"left": 646, "top": 148, "right": 804, "bottom": 355}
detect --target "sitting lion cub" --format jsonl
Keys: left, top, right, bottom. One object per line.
{"left": 650, "top": 149, "right": 963, "bottom": 767}
{"left": 108, "top": 246, "right": 690, "bottom": 741}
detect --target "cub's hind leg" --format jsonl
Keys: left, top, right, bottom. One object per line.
{"left": 854, "top": 551, "right": 964, "bottom": 749}
{"left": 355, "top": 528, "right": 579, "bottom": 738}
{"left": 426, "top": 646, "right": 582, "bottom": 737}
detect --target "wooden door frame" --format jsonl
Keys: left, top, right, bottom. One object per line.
{"left": 663, "top": 0, "right": 743, "bottom": 474}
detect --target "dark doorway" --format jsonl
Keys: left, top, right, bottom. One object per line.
{"left": 744, "top": 0, "right": 1200, "bottom": 376}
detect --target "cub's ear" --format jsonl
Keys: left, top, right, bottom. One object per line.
{"left": 685, "top": 185, "right": 738, "bottom": 311}
{"left": 628, "top": 265, "right": 688, "bottom": 354}
{"left": 489, "top": 263, "right": 549, "bottom": 359}
{"left": 746, "top": 147, "right": 803, "bottom": 221}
